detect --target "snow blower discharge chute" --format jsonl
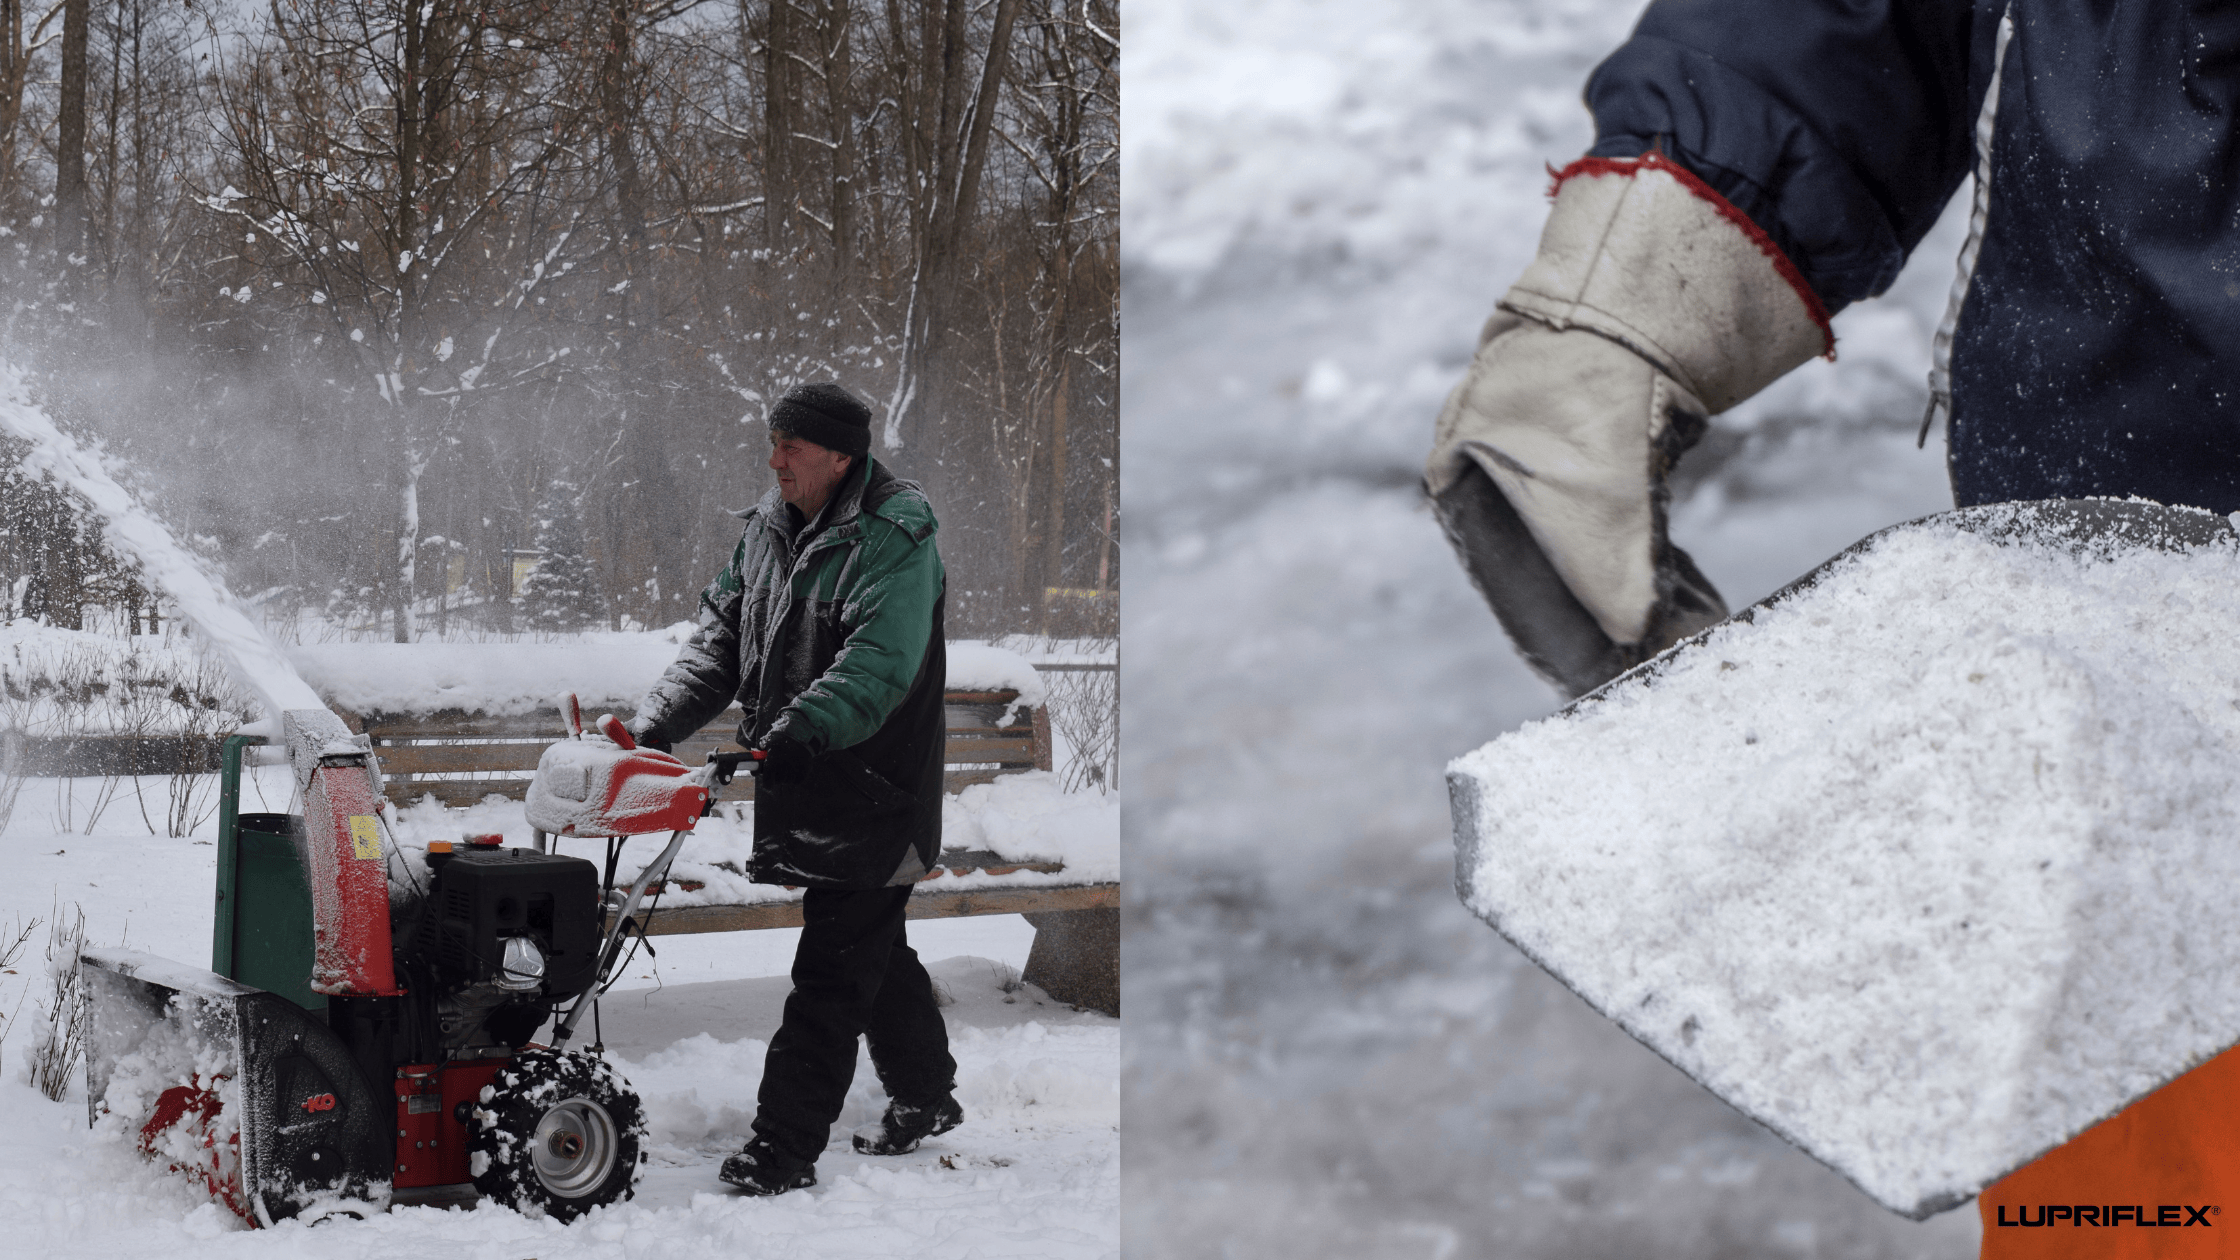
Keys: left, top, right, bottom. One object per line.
{"left": 80, "top": 699, "right": 759, "bottom": 1225}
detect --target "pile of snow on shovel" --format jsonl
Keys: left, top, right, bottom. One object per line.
{"left": 1449, "top": 504, "right": 2240, "bottom": 1217}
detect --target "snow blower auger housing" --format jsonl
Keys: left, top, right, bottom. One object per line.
{"left": 80, "top": 703, "right": 745, "bottom": 1226}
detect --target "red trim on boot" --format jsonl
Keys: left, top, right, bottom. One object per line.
{"left": 1546, "top": 153, "right": 1835, "bottom": 359}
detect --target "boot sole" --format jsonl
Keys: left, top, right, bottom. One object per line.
{"left": 852, "top": 1106, "right": 963, "bottom": 1156}
{"left": 719, "top": 1162, "right": 816, "bottom": 1195}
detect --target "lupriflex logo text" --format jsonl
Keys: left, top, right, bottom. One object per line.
{"left": 1995, "top": 1205, "right": 2217, "bottom": 1228}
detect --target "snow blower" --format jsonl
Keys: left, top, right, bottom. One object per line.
{"left": 80, "top": 698, "right": 757, "bottom": 1225}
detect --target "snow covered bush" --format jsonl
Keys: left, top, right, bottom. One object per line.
{"left": 1042, "top": 656, "right": 1118, "bottom": 793}
{"left": 25, "top": 903, "right": 88, "bottom": 1102}
{"left": 144, "top": 650, "right": 241, "bottom": 838}
{"left": 0, "top": 622, "right": 249, "bottom": 737}
{"left": 0, "top": 913, "right": 34, "bottom": 1076}
{"left": 0, "top": 622, "right": 249, "bottom": 836}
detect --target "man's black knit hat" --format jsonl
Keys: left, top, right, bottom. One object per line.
{"left": 768, "top": 382, "right": 872, "bottom": 459}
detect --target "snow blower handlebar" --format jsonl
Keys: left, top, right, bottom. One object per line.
{"left": 704, "top": 747, "right": 766, "bottom": 790}
{"left": 548, "top": 750, "right": 762, "bottom": 1050}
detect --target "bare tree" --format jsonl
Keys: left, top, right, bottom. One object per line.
{"left": 206, "top": 0, "right": 579, "bottom": 640}
{"left": 880, "top": 0, "right": 1024, "bottom": 473}
{"left": 0, "top": 0, "right": 1117, "bottom": 645}
{"left": 50, "top": 0, "right": 83, "bottom": 261}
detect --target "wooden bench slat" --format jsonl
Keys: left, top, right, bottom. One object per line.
{"left": 388, "top": 767, "right": 1029, "bottom": 808}
{"left": 373, "top": 689, "right": 1048, "bottom": 807}
{"left": 367, "top": 735, "right": 1031, "bottom": 758}
{"left": 377, "top": 743, "right": 552, "bottom": 775}
{"left": 388, "top": 779, "right": 531, "bottom": 806}
{"left": 376, "top": 740, "right": 1033, "bottom": 784}
{"left": 363, "top": 712, "right": 562, "bottom": 739}
{"left": 365, "top": 702, "right": 1028, "bottom": 740}
{"left": 945, "top": 735, "right": 1037, "bottom": 763}
{"left": 943, "top": 690, "right": 1022, "bottom": 706}
{"left": 640, "top": 882, "right": 1119, "bottom": 935}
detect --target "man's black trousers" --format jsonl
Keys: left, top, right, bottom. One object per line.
{"left": 751, "top": 884, "right": 958, "bottom": 1163}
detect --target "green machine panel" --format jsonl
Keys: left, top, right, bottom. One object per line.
{"left": 213, "top": 735, "right": 322, "bottom": 1012}
{"left": 229, "top": 813, "right": 323, "bottom": 1012}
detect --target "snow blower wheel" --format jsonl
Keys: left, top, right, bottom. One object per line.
{"left": 469, "top": 1049, "right": 645, "bottom": 1220}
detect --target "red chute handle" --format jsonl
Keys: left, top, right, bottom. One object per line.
{"left": 596, "top": 713, "right": 635, "bottom": 750}
{"left": 560, "top": 692, "right": 584, "bottom": 737}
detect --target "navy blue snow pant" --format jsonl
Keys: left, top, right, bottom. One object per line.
{"left": 750, "top": 884, "right": 957, "bottom": 1163}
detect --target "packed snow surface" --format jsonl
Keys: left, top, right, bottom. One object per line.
{"left": 0, "top": 363, "right": 326, "bottom": 720}
{"left": 0, "top": 959, "right": 1116, "bottom": 1259}
{"left": 1451, "top": 506, "right": 2240, "bottom": 1216}
{"left": 290, "top": 632, "right": 1044, "bottom": 715}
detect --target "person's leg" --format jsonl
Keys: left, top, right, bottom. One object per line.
{"left": 851, "top": 914, "right": 963, "bottom": 1154}
{"left": 864, "top": 915, "right": 958, "bottom": 1103}
{"left": 745, "top": 885, "right": 913, "bottom": 1166}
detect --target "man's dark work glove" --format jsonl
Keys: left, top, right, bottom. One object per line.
{"left": 759, "top": 731, "right": 813, "bottom": 784}
{"left": 622, "top": 715, "right": 672, "bottom": 754}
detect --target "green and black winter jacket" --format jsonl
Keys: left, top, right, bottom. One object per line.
{"left": 635, "top": 456, "right": 946, "bottom": 889}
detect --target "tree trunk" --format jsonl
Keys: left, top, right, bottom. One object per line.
{"left": 885, "top": 0, "right": 1024, "bottom": 467}
{"left": 0, "top": 1, "right": 27, "bottom": 211}
{"left": 395, "top": 467, "right": 419, "bottom": 643}
{"left": 602, "top": 0, "right": 646, "bottom": 331}
{"left": 55, "top": 0, "right": 88, "bottom": 262}
{"left": 824, "top": 0, "right": 856, "bottom": 298}
{"left": 1042, "top": 356, "right": 1071, "bottom": 615}
{"left": 390, "top": 3, "right": 425, "bottom": 643}
{"left": 762, "top": 0, "right": 794, "bottom": 255}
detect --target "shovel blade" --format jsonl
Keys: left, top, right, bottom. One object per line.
{"left": 1449, "top": 499, "right": 2240, "bottom": 1217}
{"left": 81, "top": 947, "right": 391, "bottom": 1225}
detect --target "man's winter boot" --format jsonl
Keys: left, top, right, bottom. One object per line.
{"left": 851, "top": 1094, "right": 965, "bottom": 1156}
{"left": 719, "top": 1138, "right": 817, "bottom": 1195}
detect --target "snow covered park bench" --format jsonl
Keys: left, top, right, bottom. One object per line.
{"left": 345, "top": 689, "right": 1053, "bottom": 808}
{"left": 287, "top": 637, "right": 1120, "bottom": 1014}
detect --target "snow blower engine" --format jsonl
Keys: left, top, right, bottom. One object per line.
{"left": 79, "top": 700, "right": 758, "bottom": 1225}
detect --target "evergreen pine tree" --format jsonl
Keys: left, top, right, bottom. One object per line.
{"left": 0, "top": 439, "right": 131, "bottom": 628}
{"left": 519, "top": 480, "right": 605, "bottom": 633}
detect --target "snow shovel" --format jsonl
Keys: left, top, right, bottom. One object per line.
{"left": 1448, "top": 497, "right": 2240, "bottom": 1218}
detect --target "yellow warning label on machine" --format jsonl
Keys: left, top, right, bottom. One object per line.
{"left": 348, "top": 815, "right": 382, "bottom": 861}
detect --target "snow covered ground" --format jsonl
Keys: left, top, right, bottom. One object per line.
{"left": 1125, "top": 0, "right": 1986, "bottom": 1255}
{"left": 0, "top": 771, "right": 1117, "bottom": 1256}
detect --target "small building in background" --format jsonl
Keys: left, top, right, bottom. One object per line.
{"left": 506, "top": 549, "right": 545, "bottom": 598}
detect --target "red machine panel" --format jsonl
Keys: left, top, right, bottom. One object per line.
{"left": 301, "top": 761, "right": 402, "bottom": 996}
{"left": 392, "top": 1058, "right": 507, "bottom": 1189}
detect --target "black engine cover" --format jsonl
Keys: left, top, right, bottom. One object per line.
{"left": 417, "top": 848, "right": 600, "bottom": 998}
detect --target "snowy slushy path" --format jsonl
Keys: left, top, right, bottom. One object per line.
{"left": 0, "top": 773, "right": 1117, "bottom": 1257}
{"left": 1124, "top": 0, "right": 1980, "bottom": 1255}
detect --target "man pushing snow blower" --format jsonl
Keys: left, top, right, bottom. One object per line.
{"left": 1434, "top": 1, "right": 2240, "bottom": 1252}
{"left": 625, "top": 381, "right": 961, "bottom": 1196}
